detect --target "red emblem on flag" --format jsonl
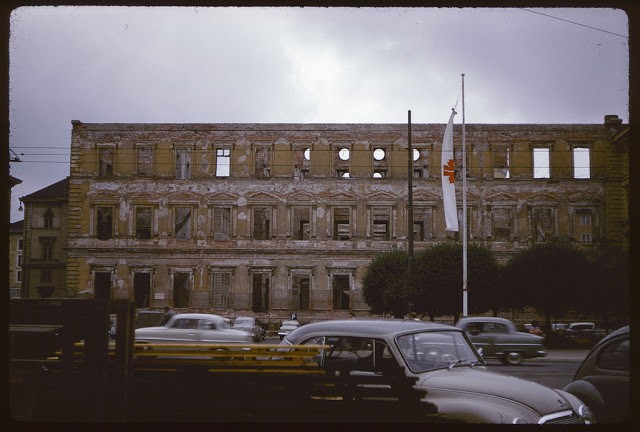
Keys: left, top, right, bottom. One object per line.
{"left": 443, "top": 159, "right": 455, "bottom": 183}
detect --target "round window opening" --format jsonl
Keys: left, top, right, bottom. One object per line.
{"left": 338, "top": 148, "right": 350, "bottom": 161}
{"left": 373, "top": 149, "right": 385, "bottom": 161}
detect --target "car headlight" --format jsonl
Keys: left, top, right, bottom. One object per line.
{"left": 578, "top": 404, "right": 595, "bottom": 424}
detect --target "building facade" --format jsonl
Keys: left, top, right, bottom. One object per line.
{"left": 66, "top": 117, "right": 627, "bottom": 314}
{"left": 20, "top": 178, "right": 69, "bottom": 299}
{"left": 9, "top": 220, "right": 24, "bottom": 298}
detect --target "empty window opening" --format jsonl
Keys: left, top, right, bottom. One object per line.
{"left": 573, "top": 148, "right": 591, "bottom": 179}
{"left": 413, "top": 221, "right": 424, "bottom": 241}
{"left": 533, "top": 208, "right": 555, "bottom": 241}
{"left": 291, "top": 274, "right": 310, "bottom": 311}
{"left": 252, "top": 273, "right": 270, "bottom": 312}
{"left": 99, "top": 148, "right": 113, "bottom": 178}
{"left": 372, "top": 207, "right": 390, "bottom": 241}
{"left": 338, "top": 148, "right": 350, "bottom": 160}
{"left": 96, "top": 207, "right": 113, "bottom": 240}
{"left": 533, "top": 148, "right": 550, "bottom": 178}
{"left": 137, "top": 147, "right": 154, "bottom": 176}
{"left": 373, "top": 148, "right": 386, "bottom": 161}
{"left": 253, "top": 207, "right": 271, "bottom": 240}
{"left": 333, "top": 208, "right": 351, "bottom": 240}
{"left": 493, "top": 147, "right": 510, "bottom": 179}
{"left": 174, "top": 207, "right": 192, "bottom": 239}
{"left": 413, "top": 208, "right": 432, "bottom": 240}
{"left": 216, "top": 148, "right": 230, "bottom": 177}
{"left": 94, "top": 271, "right": 112, "bottom": 302}
{"left": 211, "top": 272, "right": 231, "bottom": 309}
{"left": 332, "top": 274, "right": 350, "bottom": 310}
{"left": 293, "top": 207, "right": 311, "bottom": 240}
{"left": 373, "top": 170, "right": 387, "bottom": 178}
{"left": 134, "top": 272, "right": 151, "bottom": 308}
{"left": 213, "top": 207, "right": 232, "bottom": 240}
{"left": 176, "top": 148, "right": 192, "bottom": 179}
{"left": 136, "top": 207, "right": 152, "bottom": 239}
{"left": 492, "top": 208, "right": 512, "bottom": 241}
{"left": 255, "top": 147, "right": 271, "bottom": 178}
{"left": 173, "top": 272, "right": 191, "bottom": 308}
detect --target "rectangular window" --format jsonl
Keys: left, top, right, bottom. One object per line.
{"left": 40, "top": 241, "right": 53, "bottom": 260}
{"left": 333, "top": 208, "right": 351, "bottom": 240}
{"left": 174, "top": 207, "right": 192, "bottom": 239}
{"left": 16, "top": 270, "right": 22, "bottom": 283}
{"left": 581, "top": 214, "right": 591, "bottom": 225}
{"left": 493, "top": 147, "right": 510, "bottom": 179}
{"left": 492, "top": 208, "right": 512, "bottom": 241}
{"left": 44, "top": 209, "right": 54, "bottom": 229}
{"left": 293, "top": 207, "right": 311, "bottom": 240}
{"left": 575, "top": 210, "right": 593, "bottom": 243}
{"left": 213, "top": 207, "right": 232, "bottom": 240}
{"left": 252, "top": 207, "right": 271, "bottom": 240}
{"left": 96, "top": 206, "right": 113, "bottom": 240}
{"left": 137, "top": 147, "right": 154, "bottom": 176}
{"left": 533, "top": 148, "right": 550, "bottom": 178}
{"left": 573, "top": 148, "right": 591, "bottom": 179}
{"left": 216, "top": 148, "right": 230, "bottom": 177}
{"left": 581, "top": 233, "right": 592, "bottom": 243}
{"left": 18, "top": 255, "right": 23, "bottom": 266}
{"left": 211, "top": 272, "right": 231, "bottom": 309}
{"left": 533, "top": 207, "right": 555, "bottom": 241}
{"left": 371, "top": 207, "right": 390, "bottom": 241}
{"left": 332, "top": 274, "right": 350, "bottom": 310}
{"left": 40, "top": 270, "right": 52, "bottom": 283}
{"left": 18, "top": 239, "right": 24, "bottom": 251}
{"left": 173, "top": 272, "right": 191, "bottom": 308}
{"left": 99, "top": 148, "right": 113, "bottom": 178}
{"left": 176, "top": 148, "right": 192, "bottom": 179}
{"left": 254, "top": 147, "right": 271, "bottom": 178}
{"left": 136, "top": 207, "right": 152, "bottom": 239}
{"left": 413, "top": 208, "right": 432, "bottom": 240}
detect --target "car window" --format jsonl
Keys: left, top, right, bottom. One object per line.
{"left": 198, "top": 320, "right": 216, "bottom": 330}
{"left": 303, "top": 336, "right": 398, "bottom": 373}
{"left": 171, "top": 318, "right": 198, "bottom": 329}
{"left": 235, "top": 318, "right": 251, "bottom": 325}
{"left": 596, "top": 338, "right": 630, "bottom": 372}
{"left": 397, "top": 331, "right": 481, "bottom": 373}
{"left": 482, "top": 323, "right": 508, "bottom": 333}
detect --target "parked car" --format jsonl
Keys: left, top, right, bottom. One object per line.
{"left": 278, "top": 320, "right": 300, "bottom": 340}
{"left": 280, "top": 319, "right": 593, "bottom": 424}
{"left": 564, "top": 325, "right": 629, "bottom": 424}
{"left": 455, "top": 317, "right": 546, "bottom": 365}
{"left": 232, "top": 316, "right": 265, "bottom": 342}
{"left": 134, "top": 313, "right": 253, "bottom": 344}
{"left": 552, "top": 323, "right": 569, "bottom": 331}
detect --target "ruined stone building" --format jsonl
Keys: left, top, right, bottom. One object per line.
{"left": 65, "top": 116, "right": 628, "bottom": 315}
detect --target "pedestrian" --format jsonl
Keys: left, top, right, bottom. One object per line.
{"left": 158, "top": 305, "right": 176, "bottom": 326}
{"left": 529, "top": 320, "right": 544, "bottom": 336}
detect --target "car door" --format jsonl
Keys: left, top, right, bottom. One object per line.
{"left": 164, "top": 317, "right": 200, "bottom": 343}
{"left": 482, "top": 321, "right": 511, "bottom": 355}
{"left": 198, "top": 319, "right": 225, "bottom": 343}
{"left": 465, "top": 321, "right": 496, "bottom": 357}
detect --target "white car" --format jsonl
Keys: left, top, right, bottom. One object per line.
{"left": 134, "top": 313, "right": 253, "bottom": 344}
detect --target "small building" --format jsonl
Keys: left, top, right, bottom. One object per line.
{"left": 20, "top": 178, "right": 69, "bottom": 299}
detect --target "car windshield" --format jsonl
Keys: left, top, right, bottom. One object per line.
{"left": 396, "top": 330, "right": 483, "bottom": 373}
{"left": 234, "top": 318, "right": 252, "bottom": 325}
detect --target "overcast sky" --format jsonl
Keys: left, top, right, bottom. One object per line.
{"left": 7, "top": 6, "right": 629, "bottom": 222}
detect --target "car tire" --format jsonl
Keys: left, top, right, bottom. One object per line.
{"left": 500, "top": 352, "right": 524, "bottom": 365}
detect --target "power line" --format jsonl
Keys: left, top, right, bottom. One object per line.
{"left": 520, "top": 8, "right": 628, "bottom": 39}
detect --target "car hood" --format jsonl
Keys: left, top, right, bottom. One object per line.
{"left": 420, "top": 368, "right": 571, "bottom": 415}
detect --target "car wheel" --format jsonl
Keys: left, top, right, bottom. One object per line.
{"left": 501, "top": 352, "right": 524, "bottom": 365}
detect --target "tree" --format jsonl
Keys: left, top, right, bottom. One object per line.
{"left": 581, "top": 251, "right": 629, "bottom": 329}
{"left": 502, "top": 243, "right": 592, "bottom": 330}
{"left": 412, "top": 242, "right": 500, "bottom": 320}
{"left": 362, "top": 250, "right": 410, "bottom": 318}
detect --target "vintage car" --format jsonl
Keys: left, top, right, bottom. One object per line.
{"left": 232, "top": 316, "right": 266, "bottom": 342}
{"left": 134, "top": 313, "right": 253, "bottom": 344}
{"left": 455, "top": 317, "right": 546, "bottom": 365}
{"left": 564, "top": 325, "right": 629, "bottom": 424}
{"left": 280, "top": 319, "right": 594, "bottom": 424}
{"left": 278, "top": 320, "right": 300, "bottom": 340}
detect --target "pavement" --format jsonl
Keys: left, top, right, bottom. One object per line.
{"left": 529, "top": 349, "right": 590, "bottom": 363}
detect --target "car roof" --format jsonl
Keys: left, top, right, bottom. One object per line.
{"left": 285, "top": 318, "right": 457, "bottom": 342}
{"left": 172, "top": 313, "right": 226, "bottom": 321}
{"left": 456, "top": 316, "right": 513, "bottom": 325}
{"left": 592, "top": 325, "right": 629, "bottom": 349}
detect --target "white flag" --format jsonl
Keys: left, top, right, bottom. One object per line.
{"left": 441, "top": 110, "right": 458, "bottom": 231}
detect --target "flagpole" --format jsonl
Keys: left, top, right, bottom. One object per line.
{"left": 462, "top": 73, "right": 468, "bottom": 318}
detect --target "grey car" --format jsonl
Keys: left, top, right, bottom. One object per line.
{"left": 232, "top": 316, "right": 265, "bottom": 342}
{"left": 563, "top": 325, "right": 629, "bottom": 423}
{"left": 278, "top": 320, "right": 300, "bottom": 340}
{"left": 280, "top": 319, "right": 593, "bottom": 424}
{"left": 134, "top": 313, "right": 253, "bottom": 344}
{"left": 455, "top": 316, "right": 546, "bottom": 365}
